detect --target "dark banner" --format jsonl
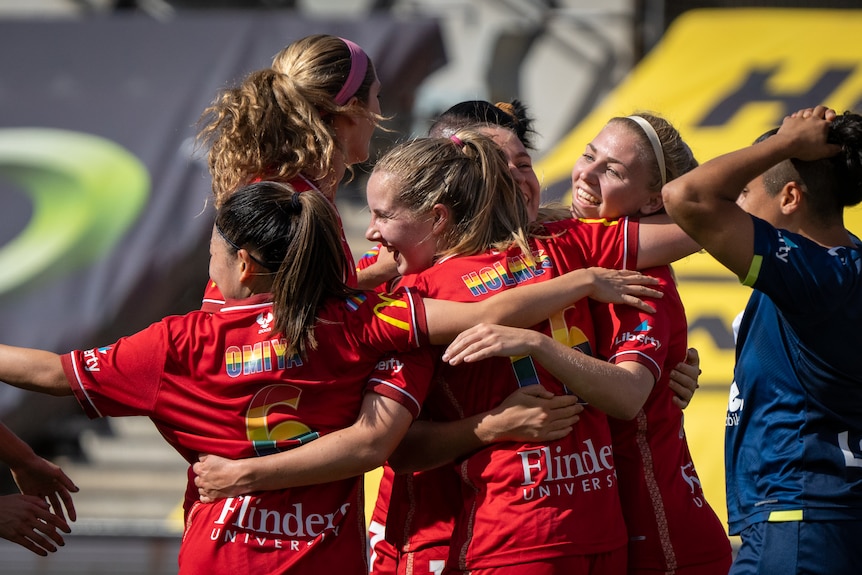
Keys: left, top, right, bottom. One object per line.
{"left": 0, "top": 13, "right": 445, "bottom": 440}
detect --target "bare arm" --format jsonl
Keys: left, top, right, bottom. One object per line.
{"left": 662, "top": 106, "right": 840, "bottom": 278}
{"left": 0, "top": 345, "right": 70, "bottom": 396}
{"left": 388, "top": 385, "right": 583, "bottom": 473}
{"left": 424, "top": 267, "right": 662, "bottom": 345}
{"left": 636, "top": 214, "right": 701, "bottom": 269}
{"left": 194, "top": 392, "right": 413, "bottom": 501}
{"left": 443, "top": 324, "right": 654, "bottom": 420}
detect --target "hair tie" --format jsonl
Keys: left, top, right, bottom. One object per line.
{"left": 450, "top": 135, "right": 464, "bottom": 148}
{"left": 334, "top": 38, "right": 369, "bottom": 106}
{"left": 627, "top": 115, "right": 666, "bottom": 186}
{"left": 494, "top": 101, "right": 516, "bottom": 118}
{"left": 291, "top": 192, "right": 302, "bottom": 211}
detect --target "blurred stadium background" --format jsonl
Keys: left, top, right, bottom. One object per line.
{"left": 1, "top": 0, "right": 860, "bottom": 572}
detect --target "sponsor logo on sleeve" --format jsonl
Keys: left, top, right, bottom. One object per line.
{"left": 614, "top": 320, "right": 662, "bottom": 350}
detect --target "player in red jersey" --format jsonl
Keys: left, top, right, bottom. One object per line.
{"left": 361, "top": 128, "right": 704, "bottom": 575}
{"left": 0, "top": 181, "right": 661, "bottom": 574}
{"left": 369, "top": 104, "right": 703, "bottom": 575}
{"left": 197, "top": 34, "right": 387, "bottom": 306}
{"left": 444, "top": 114, "right": 731, "bottom": 574}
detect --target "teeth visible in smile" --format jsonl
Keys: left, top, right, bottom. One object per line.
{"left": 577, "top": 187, "right": 600, "bottom": 206}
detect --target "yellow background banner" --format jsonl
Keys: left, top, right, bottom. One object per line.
{"left": 533, "top": 7, "right": 862, "bottom": 533}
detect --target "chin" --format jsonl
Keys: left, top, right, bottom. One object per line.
{"left": 571, "top": 206, "right": 596, "bottom": 219}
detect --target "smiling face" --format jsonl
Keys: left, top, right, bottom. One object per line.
{"left": 570, "top": 121, "right": 661, "bottom": 220}
{"left": 479, "top": 124, "right": 541, "bottom": 222}
{"left": 365, "top": 170, "right": 439, "bottom": 276}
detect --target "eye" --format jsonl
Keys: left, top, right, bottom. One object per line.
{"left": 581, "top": 153, "right": 595, "bottom": 162}
{"left": 607, "top": 167, "right": 621, "bottom": 178}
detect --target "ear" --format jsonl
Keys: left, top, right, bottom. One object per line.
{"left": 430, "top": 203, "right": 450, "bottom": 235}
{"left": 236, "top": 249, "right": 257, "bottom": 282}
{"left": 639, "top": 191, "right": 665, "bottom": 216}
{"left": 778, "top": 181, "right": 804, "bottom": 215}
{"left": 337, "top": 97, "right": 362, "bottom": 124}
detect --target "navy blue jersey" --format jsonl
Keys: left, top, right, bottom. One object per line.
{"left": 726, "top": 216, "right": 862, "bottom": 534}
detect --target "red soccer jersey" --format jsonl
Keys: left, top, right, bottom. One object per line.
{"left": 201, "top": 176, "right": 357, "bottom": 312}
{"left": 61, "top": 290, "right": 433, "bottom": 575}
{"left": 387, "top": 218, "right": 639, "bottom": 571}
{"left": 592, "top": 266, "right": 731, "bottom": 572}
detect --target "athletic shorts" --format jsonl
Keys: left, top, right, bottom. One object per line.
{"left": 731, "top": 519, "right": 862, "bottom": 575}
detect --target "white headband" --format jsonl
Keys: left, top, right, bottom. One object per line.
{"left": 627, "top": 115, "right": 666, "bottom": 186}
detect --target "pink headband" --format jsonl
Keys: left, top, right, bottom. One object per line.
{"left": 334, "top": 38, "right": 369, "bottom": 106}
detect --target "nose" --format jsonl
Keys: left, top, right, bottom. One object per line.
{"left": 365, "top": 217, "right": 381, "bottom": 242}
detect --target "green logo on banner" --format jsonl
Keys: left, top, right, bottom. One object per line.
{"left": 0, "top": 128, "right": 149, "bottom": 295}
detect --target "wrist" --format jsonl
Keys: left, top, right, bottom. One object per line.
{"left": 474, "top": 410, "right": 506, "bottom": 445}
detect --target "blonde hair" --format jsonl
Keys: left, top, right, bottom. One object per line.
{"left": 198, "top": 34, "right": 380, "bottom": 206}
{"left": 372, "top": 128, "right": 534, "bottom": 259}
{"left": 610, "top": 112, "right": 698, "bottom": 192}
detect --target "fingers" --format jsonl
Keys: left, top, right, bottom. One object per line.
{"left": 442, "top": 325, "right": 511, "bottom": 364}
{"left": 609, "top": 269, "right": 659, "bottom": 284}
{"left": 671, "top": 394, "right": 690, "bottom": 410}
{"left": 620, "top": 294, "right": 657, "bottom": 314}
{"left": 36, "top": 512, "right": 69, "bottom": 547}
{"left": 684, "top": 347, "right": 700, "bottom": 370}
{"left": 55, "top": 488, "right": 77, "bottom": 523}
{"left": 517, "top": 384, "right": 555, "bottom": 400}
{"left": 668, "top": 380, "right": 693, "bottom": 410}
{"left": 47, "top": 492, "right": 72, "bottom": 527}
{"left": 6, "top": 498, "right": 67, "bottom": 556}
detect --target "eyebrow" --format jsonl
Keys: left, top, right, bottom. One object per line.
{"left": 586, "top": 142, "right": 627, "bottom": 168}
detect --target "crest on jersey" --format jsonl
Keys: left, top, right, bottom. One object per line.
{"left": 256, "top": 311, "right": 273, "bottom": 333}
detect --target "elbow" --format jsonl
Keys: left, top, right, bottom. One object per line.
{"left": 662, "top": 180, "right": 705, "bottom": 222}
{"left": 613, "top": 404, "right": 642, "bottom": 421}
{"left": 385, "top": 447, "right": 416, "bottom": 474}
{"left": 661, "top": 180, "right": 685, "bottom": 216}
{"left": 360, "top": 431, "right": 407, "bottom": 473}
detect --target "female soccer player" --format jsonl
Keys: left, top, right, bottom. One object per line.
{"left": 663, "top": 106, "right": 862, "bottom": 575}
{"left": 443, "top": 113, "right": 732, "bottom": 574}
{"left": 0, "top": 181, "right": 658, "bottom": 574}
{"left": 197, "top": 33, "right": 383, "bottom": 300}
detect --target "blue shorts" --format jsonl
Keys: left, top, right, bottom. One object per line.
{"left": 731, "top": 519, "right": 862, "bottom": 575}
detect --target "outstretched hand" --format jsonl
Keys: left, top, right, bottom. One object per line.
{"left": 11, "top": 454, "right": 78, "bottom": 524}
{"left": 0, "top": 493, "right": 70, "bottom": 556}
{"left": 585, "top": 268, "right": 662, "bottom": 313}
